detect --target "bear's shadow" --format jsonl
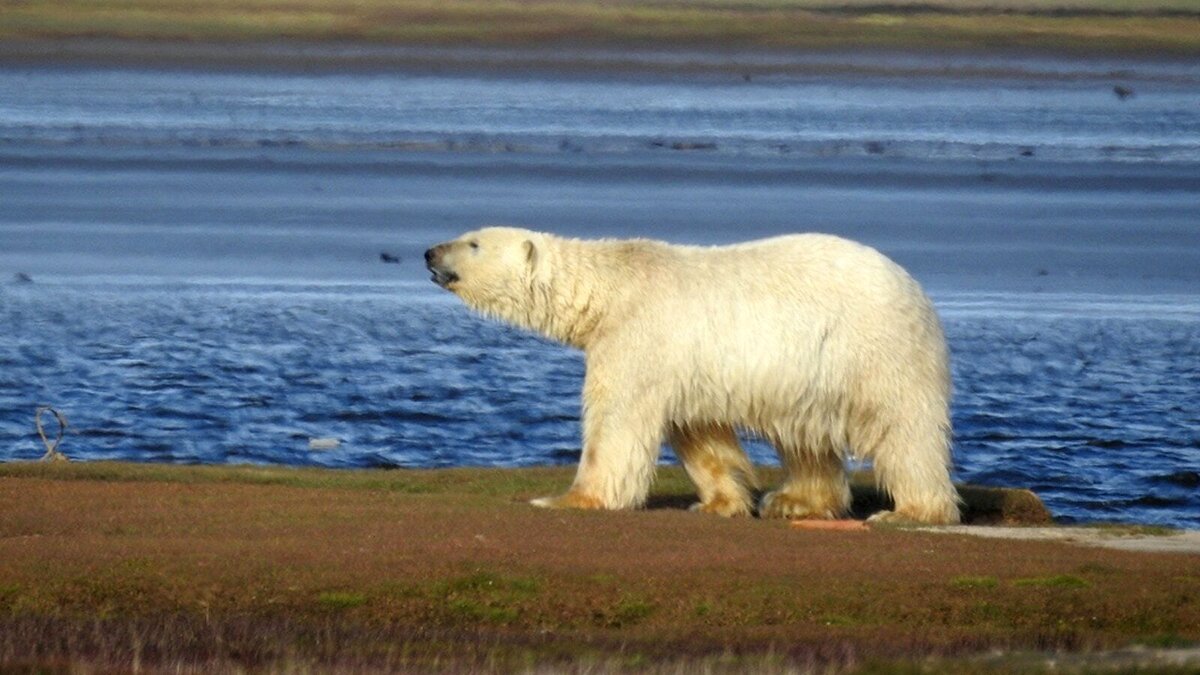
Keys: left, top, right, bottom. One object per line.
{"left": 644, "top": 479, "right": 1050, "bottom": 525}
{"left": 643, "top": 484, "right": 893, "bottom": 520}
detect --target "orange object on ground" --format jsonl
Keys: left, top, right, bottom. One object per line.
{"left": 790, "top": 519, "right": 871, "bottom": 531}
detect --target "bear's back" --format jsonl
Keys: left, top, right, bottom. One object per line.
{"left": 618, "top": 233, "right": 945, "bottom": 395}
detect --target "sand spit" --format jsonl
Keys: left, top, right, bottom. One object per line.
{"left": 922, "top": 525, "right": 1200, "bottom": 554}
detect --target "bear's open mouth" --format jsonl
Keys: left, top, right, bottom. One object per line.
{"left": 429, "top": 268, "right": 459, "bottom": 288}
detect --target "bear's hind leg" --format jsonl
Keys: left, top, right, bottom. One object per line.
{"left": 759, "top": 444, "right": 850, "bottom": 520}
{"left": 669, "top": 423, "right": 756, "bottom": 517}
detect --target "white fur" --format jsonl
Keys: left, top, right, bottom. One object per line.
{"left": 429, "top": 227, "right": 960, "bottom": 524}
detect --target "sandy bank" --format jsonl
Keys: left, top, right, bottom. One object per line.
{"left": 922, "top": 525, "right": 1200, "bottom": 554}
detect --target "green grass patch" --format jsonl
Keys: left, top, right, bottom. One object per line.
{"left": 433, "top": 571, "right": 542, "bottom": 625}
{"left": 315, "top": 591, "right": 368, "bottom": 610}
{"left": 969, "top": 600, "right": 1002, "bottom": 621}
{"left": 440, "top": 571, "right": 542, "bottom": 597}
{"left": 1013, "top": 574, "right": 1090, "bottom": 589}
{"left": 1138, "top": 633, "right": 1195, "bottom": 649}
{"left": 1075, "top": 562, "right": 1120, "bottom": 575}
{"left": 445, "top": 597, "right": 520, "bottom": 623}
{"left": 1084, "top": 523, "right": 1182, "bottom": 537}
{"left": 0, "top": 584, "right": 21, "bottom": 611}
{"left": 594, "top": 595, "right": 657, "bottom": 628}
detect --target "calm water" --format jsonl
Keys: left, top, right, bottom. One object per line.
{"left": 1, "top": 58, "right": 1198, "bottom": 527}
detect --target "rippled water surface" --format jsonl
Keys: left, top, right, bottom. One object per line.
{"left": 2, "top": 58, "right": 1198, "bottom": 528}
{"left": 2, "top": 282, "right": 1196, "bottom": 528}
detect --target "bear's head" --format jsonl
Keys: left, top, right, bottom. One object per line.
{"left": 425, "top": 226, "right": 547, "bottom": 324}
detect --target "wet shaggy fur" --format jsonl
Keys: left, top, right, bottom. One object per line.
{"left": 425, "top": 227, "right": 960, "bottom": 524}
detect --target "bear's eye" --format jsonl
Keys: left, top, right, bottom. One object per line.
{"left": 469, "top": 240, "right": 480, "bottom": 251}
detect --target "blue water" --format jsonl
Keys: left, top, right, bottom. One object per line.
{"left": 1, "top": 57, "right": 1198, "bottom": 527}
{"left": 1, "top": 282, "right": 1197, "bottom": 528}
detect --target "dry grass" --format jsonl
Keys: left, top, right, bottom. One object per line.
{"left": 0, "top": 0, "right": 1198, "bottom": 55}
{"left": 0, "top": 462, "right": 1197, "bottom": 672}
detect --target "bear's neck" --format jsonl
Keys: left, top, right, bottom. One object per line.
{"left": 525, "top": 237, "right": 642, "bottom": 351}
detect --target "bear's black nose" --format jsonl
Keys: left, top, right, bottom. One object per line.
{"left": 424, "top": 248, "right": 436, "bottom": 265}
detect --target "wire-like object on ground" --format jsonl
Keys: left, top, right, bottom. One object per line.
{"left": 35, "top": 406, "right": 69, "bottom": 462}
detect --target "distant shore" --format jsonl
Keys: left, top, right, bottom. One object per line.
{"left": 2, "top": 462, "right": 1198, "bottom": 672}
{"left": 1, "top": 0, "right": 1199, "bottom": 70}
{"left": 5, "top": 38, "right": 1200, "bottom": 81}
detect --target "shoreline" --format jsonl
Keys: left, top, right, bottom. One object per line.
{"left": 4, "top": 38, "right": 1200, "bottom": 79}
{"left": 9, "top": 461, "right": 1196, "bottom": 552}
{"left": 921, "top": 525, "right": 1200, "bottom": 555}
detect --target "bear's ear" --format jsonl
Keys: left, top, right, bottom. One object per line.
{"left": 523, "top": 239, "right": 538, "bottom": 268}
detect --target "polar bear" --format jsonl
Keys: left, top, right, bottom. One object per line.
{"left": 425, "top": 227, "right": 960, "bottom": 524}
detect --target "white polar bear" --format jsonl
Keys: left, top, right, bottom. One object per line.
{"left": 425, "top": 227, "right": 960, "bottom": 524}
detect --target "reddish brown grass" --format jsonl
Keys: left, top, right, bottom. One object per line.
{"left": 0, "top": 463, "right": 1196, "bottom": 672}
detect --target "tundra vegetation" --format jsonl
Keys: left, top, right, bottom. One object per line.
{"left": 1, "top": 462, "right": 1197, "bottom": 672}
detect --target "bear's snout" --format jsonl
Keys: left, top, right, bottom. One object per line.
{"left": 424, "top": 244, "right": 450, "bottom": 265}
{"left": 424, "top": 243, "right": 459, "bottom": 289}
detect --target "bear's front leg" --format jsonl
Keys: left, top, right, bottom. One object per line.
{"left": 531, "top": 367, "right": 666, "bottom": 511}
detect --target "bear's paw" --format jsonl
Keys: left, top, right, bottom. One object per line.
{"left": 866, "top": 505, "right": 959, "bottom": 526}
{"left": 689, "top": 495, "right": 753, "bottom": 518}
{"left": 758, "top": 490, "right": 846, "bottom": 520}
